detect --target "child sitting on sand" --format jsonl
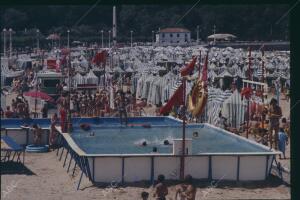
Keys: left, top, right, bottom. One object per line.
{"left": 175, "top": 175, "right": 196, "bottom": 200}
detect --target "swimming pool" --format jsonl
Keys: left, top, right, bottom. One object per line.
{"left": 53, "top": 117, "right": 279, "bottom": 185}
{"left": 1, "top": 117, "right": 279, "bottom": 184}
{"left": 71, "top": 125, "right": 271, "bottom": 154}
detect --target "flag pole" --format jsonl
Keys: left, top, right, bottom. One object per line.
{"left": 180, "top": 77, "right": 186, "bottom": 180}
{"left": 198, "top": 51, "right": 201, "bottom": 79}
{"left": 246, "top": 47, "right": 251, "bottom": 138}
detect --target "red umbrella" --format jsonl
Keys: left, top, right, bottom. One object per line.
{"left": 23, "top": 91, "right": 55, "bottom": 103}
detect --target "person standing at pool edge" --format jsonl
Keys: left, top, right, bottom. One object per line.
{"left": 32, "top": 124, "right": 42, "bottom": 145}
{"left": 50, "top": 113, "right": 59, "bottom": 148}
{"left": 115, "top": 90, "right": 129, "bottom": 126}
{"left": 268, "top": 98, "right": 282, "bottom": 149}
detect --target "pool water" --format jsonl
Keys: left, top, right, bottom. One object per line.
{"left": 71, "top": 125, "right": 271, "bottom": 154}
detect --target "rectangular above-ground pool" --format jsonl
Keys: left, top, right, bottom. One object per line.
{"left": 53, "top": 116, "right": 279, "bottom": 184}
{"left": 71, "top": 125, "right": 272, "bottom": 155}
{"left": 1, "top": 117, "right": 279, "bottom": 183}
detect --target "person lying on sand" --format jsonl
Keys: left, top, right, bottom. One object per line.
{"left": 175, "top": 175, "right": 196, "bottom": 200}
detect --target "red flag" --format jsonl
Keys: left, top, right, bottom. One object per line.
{"left": 202, "top": 53, "right": 208, "bottom": 82}
{"left": 47, "top": 59, "right": 57, "bottom": 69}
{"left": 160, "top": 84, "right": 184, "bottom": 115}
{"left": 180, "top": 56, "right": 197, "bottom": 76}
{"left": 92, "top": 50, "right": 108, "bottom": 66}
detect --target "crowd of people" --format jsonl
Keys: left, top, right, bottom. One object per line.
{"left": 1, "top": 94, "right": 30, "bottom": 119}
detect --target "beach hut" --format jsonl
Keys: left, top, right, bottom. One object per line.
{"left": 221, "top": 90, "right": 246, "bottom": 129}
{"left": 84, "top": 70, "right": 98, "bottom": 85}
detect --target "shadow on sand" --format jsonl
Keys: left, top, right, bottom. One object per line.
{"left": 1, "top": 161, "right": 36, "bottom": 175}
{"left": 79, "top": 173, "right": 289, "bottom": 191}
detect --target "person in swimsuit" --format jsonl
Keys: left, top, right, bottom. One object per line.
{"left": 50, "top": 113, "right": 58, "bottom": 148}
{"left": 175, "top": 175, "right": 196, "bottom": 200}
{"left": 32, "top": 124, "right": 42, "bottom": 145}
{"left": 153, "top": 174, "right": 168, "bottom": 200}
{"left": 268, "top": 98, "right": 282, "bottom": 149}
{"left": 115, "top": 91, "right": 129, "bottom": 126}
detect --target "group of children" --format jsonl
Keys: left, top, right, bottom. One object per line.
{"left": 141, "top": 174, "right": 196, "bottom": 200}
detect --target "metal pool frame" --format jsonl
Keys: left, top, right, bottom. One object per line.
{"left": 54, "top": 122, "right": 280, "bottom": 190}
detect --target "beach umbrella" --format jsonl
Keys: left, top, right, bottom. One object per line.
{"left": 23, "top": 91, "right": 55, "bottom": 103}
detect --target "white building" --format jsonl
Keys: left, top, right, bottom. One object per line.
{"left": 156, "top": 28, "right": 191, "bottom": 46}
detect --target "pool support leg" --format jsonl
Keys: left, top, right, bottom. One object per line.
{"left": 208, "top": 155, "right": 212, "bottom": 181}
{"left": 121, "top": 157, "right": 125, "bottom": 184}
{"left": 265, "top": 155, "right": 270, "bottom": 180}
{"left": 268, "top": 155, "right": 275, "bottom": 176}
{"left": 59, "top": 146, "right": 65, "bottom": 161}
{"left": 63, "top": 148, "right": 70, "bottom": 167}
{"left": 237, "top": 156, "right": 240, "bottom": 181}
{"left": 77, "top": 170, "right": 84, "bottom": 190}
{"left": 151, "top": 157, "right": 154, "bottom": 185}
{"left": 67, "top": 151, "right": 74, "bottom": 173}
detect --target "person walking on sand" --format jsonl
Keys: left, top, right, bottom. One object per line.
{"left": 268, "top": 98, "right": 282, "bottom": 149}
{"left": 278, "top": 127, "right": 288, "bottom": 159}
{"left": 175, "top": 175, "right": 196, "bottom": 200}
{"left": 153, "top": 174, "right": 168, "bottom": 200}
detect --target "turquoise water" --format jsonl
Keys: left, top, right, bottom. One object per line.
{"left": 71, "top": 125, "right": 271, "bottom": 154}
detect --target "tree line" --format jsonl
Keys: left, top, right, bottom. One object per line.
{"left": 0, "top": 5, "right": 289, "bottom": 48}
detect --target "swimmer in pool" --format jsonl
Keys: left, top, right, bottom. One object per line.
{"left": 193, "top": 132, "right": 199, "bottom": 137}
{"left": 90, "top": 132, "right": 95, "bottom": 136}
{"left": 140, "top": 141, "right": 147, "bottom": 147}
{"left": 163, "top": 140, "right": 170, "bottom": 145}
{"left": 152, "top": 147, "right": 158, "bottom": 153}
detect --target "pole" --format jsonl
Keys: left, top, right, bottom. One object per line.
{"left": 68, "top": 50, "right": 72, "bottom": 132}
{"left": 152, "top": 31, "right": 154, "bottom": 45}
{"left": 3, "top": 28, "right": 7, "bottom": 57}
{"left": 198, "top": 51, "right": 201, "bottom": 78}
{"left": 180, "top": 78, "right": 186, "bottom": 180}
{"left": 130, "top": 31, "right": 133, "bottom": 48}
{"left": 9, "top": 28, "right": 12, "bottom": 58}
{"left": 108, "top": 30, "right": 111, "bottom": 48}
{"left": 37, "top": 29, "right": 40, "bottom": 53}
{"left": 67, "top": 30, "right": 70, "bottom": 49}
{"left": 196, "top": 25, "right": 199, "bottom": 45}
{"left": 213, "top": 25, "right": 216, "bottom": 45}
{"left": 112, "top": 6, "right": 117, "bottom": 46}
{"left": 248, "top": 47, "right": 252, "bottom": 80}
{"left": 261, "top": 46, "right": 265, "bottom": 130}
{"left": 101, "top": 30, "right": 104, "bottom": 48}
{"left": 246, "top": 47, "right": 252, "bottom": 139}
{"left": 34, "top": 76, "right": 38, "bottom": 118}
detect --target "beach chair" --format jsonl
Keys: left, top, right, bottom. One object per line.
{"left": 1, "top": 136, "right": 25, "bottom": 164}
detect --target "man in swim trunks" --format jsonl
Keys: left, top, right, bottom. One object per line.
{"left": 268, "top": 98, "right": 282, "bottom": 149}
{"left": 115, "top": 90, "right": 129, "bottom": 126}
{"left": 32, "top": 124, "right": 42, "bottom": 145}
{"left": 153, "top": 174, "right": 168, "bottom": 200}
